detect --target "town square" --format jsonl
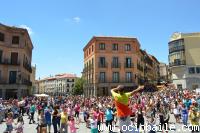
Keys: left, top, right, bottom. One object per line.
{"left": 0, "top": 0, "right": 200, "bottom": 133}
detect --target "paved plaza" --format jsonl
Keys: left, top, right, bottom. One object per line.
{"left": 0, "top": 112, "right": 196, "bottom": 133}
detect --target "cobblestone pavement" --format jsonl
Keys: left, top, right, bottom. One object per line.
{"left": 0, "top": 112, "right": 196, "bottom": 133}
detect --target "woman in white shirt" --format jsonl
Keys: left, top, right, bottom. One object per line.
{"left": 37, "top": 111, "right": 47, "bottom": 133}
{"left": 173, "top": 105, "right": 180, "bottom": 123}
{"left": 87, "top": 115, "right": 98, "bottom": 133}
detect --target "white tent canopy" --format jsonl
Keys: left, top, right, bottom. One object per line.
{"left": 196, "top": 88, "right": 200, "bottom": 94}
{"left": 34, "top": 94, "right": 49, "bottom": 97}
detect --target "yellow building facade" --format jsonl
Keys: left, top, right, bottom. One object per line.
{"left": 169, "top": 32, "right": 200, "bottom": 90}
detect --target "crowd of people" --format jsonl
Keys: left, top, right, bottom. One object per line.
{"left": 0, "top": 84, "right": 200, "bottom": 133}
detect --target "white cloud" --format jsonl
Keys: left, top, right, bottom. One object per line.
{"left": 64, "top": 17, "right": 81, "bottom": 23}
{"left": 19, "top": 25, "right": 34, "bottom": 35}
{"left": 73, "top": 17, "right": 81, "bottom": 23}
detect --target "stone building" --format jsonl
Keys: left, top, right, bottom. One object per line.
{"left": 0, "top": 23, "right": 33, "bottom": 99}
{"left": 38, "top": 73, "right": 77, "bottom": 96}
{"left": 83, "top": 36, "right": 160, "bottom": 97}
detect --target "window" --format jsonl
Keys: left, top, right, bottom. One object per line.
{"left": 92, "top": 58, "right": 94, "bottom": 66}
{"left": 67, "top": 79, "right": 74, "bottom": 82}
{"left": 112, "top": 43, "right": 118, "bottom": 50}
{"left": 125, "top": 44, "right": 131, "bottom": 51}
{"left": 99, "top": 43, "right": 105, "bottom": 50}
{"left": 196, "top": 67, "right": 200, "bottom": 74}
{"left": 177, "top": 84, "right": 182, "bottom": 90}
{"left": 91, "top": 74, "right": 93, "bottom": 83}
{"left": 126, "top": 72, "right": 132, "bottom": 82}
{"left": 71, "top": 84, "right": 74, "bottom": 87}
{"left": 89, "top": 48, "right": 91, "bottom": 55}
{"left": 86, "top": 72, "right": 89, "bottom": 83}
{"left": 103, "top": 87, "right": 106, "bottom": 95}
{"left": 188, "top": 67, "right": 195, "bottom": 74}
{"left": 125, "top": 58, "right": 132, "bottom": 68}
{"left": 11, "top": 52, "right": 18, "bottom": 65}
{"left": 0, "top": 70, "right": 1, "bottom": 81}
{"left": 88, "top": 74, "right": 91, "bottom": 83}
{"left": 25, "top": 41, "right": 27, "bottom": 47}
{"left": 169, "top": 39, "right": 184, "bottom": 53}
{"left": 12, "top": 36, "right": 19, "bottom": 44}
{"left": 99, "top": 72, "right": 106, "bottom": 83}
{"left": 112, "top": 57, "right": 119, "bottom": 68}
{"left": 9, "top": 71, "right": 17, "bottom": 84}
{"left": 92, "top": 45, "right": 94, "bottom": 52}
{"left": 86, "top": 62, "right": 89, "bottom": 69}
{"left": 0, "top": 50, "right": 2, "bottom": 63}
{"left": 89, "top": 60, "right": 91, "bottom": 67}
{"left": 113, "top": 72, "right": 119, "bottom": 82}
{"left": 0, "top": 32, "right": 5, "bottom": 42}
{"left": 67, "top": 84, "right": 69, "bottom": 87}
{"left": 192, "top": 85, "right": 198, "bottom": 90}
{"left": 99, "top": 57, "right": 106, "bottom": 67}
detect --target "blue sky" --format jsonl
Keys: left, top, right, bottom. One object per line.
{"left": 1, "top": 0, "right": 200, "bottom": 79}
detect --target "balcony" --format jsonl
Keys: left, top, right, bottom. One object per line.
{"left": 98, "top": 62, "right": 108, "bottom": 68}
{"left": 137, "top": 64, "right": 143, "bottom": 72}
{"left": 169, "top": 45, "right": 185, "bottom": 54}
{"left": 0, "top": 79, "right": 32, "bottom": 86}
{"left": 125, "top": 78, "right": 133, "bottom": 83}
{"left": 124, "top": 63, "right": 134, "bottom": 68}
{"left": 88, "top": 64, "right": 94, "bottom": 70}
{"left": 111, "top": 63, "right": 121, "bottom": 68}
{"left": 23, "top": 63, "right": 32, "bottom": 73}
{"left": 0, "top": 59, "right": 20, "bottom": 66}
{"left": 97, "top": 78, "right": 136, "bottom": 84}
{"left": 22, "top": 79, "right": 32, "bottom": 86}
{"left": 99, "top": 79, "right": 106, "bottom": 83}
{"left": 83, "top": 64, "right": 94, "bottom": 73}
{"left": 169, "top": 60, "right": 186, "bottom": 67}
{"left": 83, "top": 67, "right": 88, "bottom": 73}
{"left": 112, "top": 79, "right": 120, "bottom": 83}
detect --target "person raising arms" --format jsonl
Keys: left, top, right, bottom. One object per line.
{"left": 111, "top": 85, "right": 143, "bottom": 133}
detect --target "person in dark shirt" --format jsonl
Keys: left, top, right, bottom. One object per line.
{"left": 52, "top": 107, "right": 58, "bottom": 133}
{"left": 137, "top": 108, "right": 144, "bottom": 131}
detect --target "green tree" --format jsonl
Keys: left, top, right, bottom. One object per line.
{"left": 72, "top": 77, "right": 85, "bottom": 95}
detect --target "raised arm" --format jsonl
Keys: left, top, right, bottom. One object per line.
{"left": 111, "top": 86, "right": 120, "bottom": 93}
{"left": 130, "top": 86, "right": 144, "bottom": 96}
{"left": 111, "top": 85, "right": 124, "bottom": 94}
